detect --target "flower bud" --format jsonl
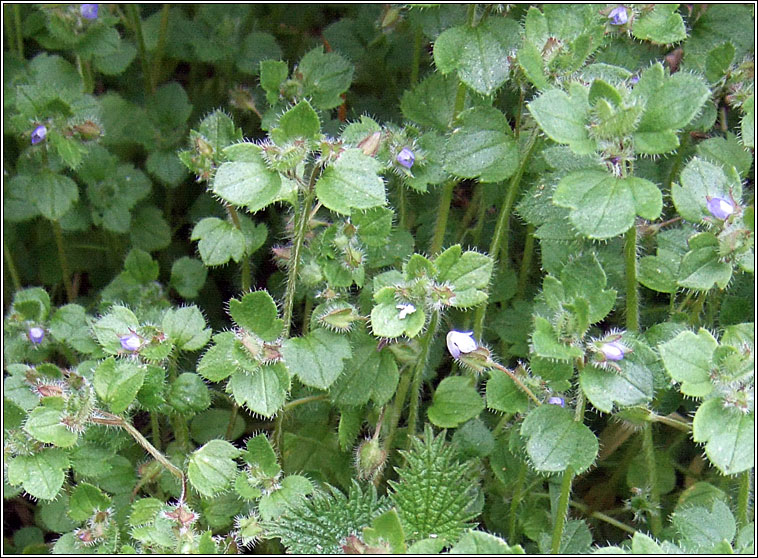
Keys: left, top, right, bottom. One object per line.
{"left": 73, "top": 120, "right": 102, "bottom": 140}
{"left": 119, "top": 333, "right": 142, "bottom": 352}
{"left": 357, "top": 131, "right": 382, "bottom": 157}
{"left": 706, "top": 196, "right": 735, "bottom": 220}
{"left": 355, "top": 437, "right": 387, "bottom": 481}
{"left": 457, "top": 346, "right": 492, "bottom": 374}
{"left": 608, "top": 6, "right": 628, "bottom": 25}
{"left": 600, "top": 340, "right": 627, "bottom": 361}
{"left": 28, "top": 326, "right": 45, "bottom": 344}
{"left": 547, "top": 396, "right": 565, "bottom": 407}
{"left": 396, "top": 147, "right": 415, "bottom": 169}
{"left": 31, "top": 125, "right": 47, "bottom": 145}
{"left": 80, "top": 4, "right": 99, "bottom": 20}
{"left": 446, "top": 330, "right": 477, "bottom": 359}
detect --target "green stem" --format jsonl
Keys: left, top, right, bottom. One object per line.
{"left": 76, "top": 56, "right": 94, "bottom": 94}
{"left": 737, "top": 470, "right": 752, "bottom": 528}
{"left": 551, "top": 465, "right": 574, "bottom": 554}
{"left": 535, "top": 493, "right": 637, "bottom": 535}
{"left": 624, "top": 226, "right": 639, "bottom": 332}
{"left": 226, "top": 205, "right": 251, "bottom": 292}
{"left": 283, "top": 181, "right": 317, "bottom": 338}
{"left": 490, "top": 362, "right": 541, "bottom": 406}
{"left": 650, "top": 412, "right": 692, "bottom": 432}
{"left": 492, "top": 412, "right": 513, "bottom": 438}
{"left": 405, "top": 311, "right": 439, "bottom": 449}
{"left": 466, "top": 4, "right": 478, "bottom": 26}
{"left": 150, "top": 413, "right": 161, "bottom": 452}
{"left": 126, "top": 5, "right": 153, "bottom": 94}
{"left": 152, "top": 4, "right": 170, "bottom": 88}
{"left": 224, "top": 404, "right": 240, "bottom": 440}
{"left": 52, "top": 220, "right": 75, "bottom": 302}
{"left": 13, "top": 4, "right": 23, "bottom": 58}
{"left": 642, "top": 423, "right": 663, "bottom": 537}
{"left": 457, "top": 183, "right": 482, "bottom": 244}
{"left": 474, "top": 133, "right": 537, "bottom": 338}
{"left": 381, "top": 366, "right": 412, "bottom": 468}
{"left": 398, "top": 183, "right": 408, "bottom": 230}
{"left": 430, "top": 181, "right": 455, "bottom": 254}
{"left": 282, "top": 393, "right": 328, "bottom": 412}
{"left": 3, "top": 239, "right": 22, "bottom": 292}
{"left": 508, "top": 460, "right": 528, "bottom": 542}
{"left": 516, "top": 224, "right": 536, "bottom": 299}
{"left": 410, "top": 25, "right": 422, "bottom": 87}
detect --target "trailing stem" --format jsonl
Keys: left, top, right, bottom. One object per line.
{"left": 624, "top": 226, "right": 640, "bottom": 332}
{"left": 737, "top": 470, "right": 752, "bottom": 528}
{"left": 226, "top": 204, "right": 251, "bottom": 293}
{"left": 642, "top": 423, "right": 663, "bottom": 537}
{"left": 405, "top": 311, "right": 440, "bottom": 449}
{"left": 52, "top": 220, "right": 75, "bottom": 302}
{"left": 3, "top": 239, "right": 22, "bottom": 292}
{"left": 126, "top": 5, "right": 153, "bottom": 95}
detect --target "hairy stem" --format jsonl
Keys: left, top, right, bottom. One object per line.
{"left": 551, "top": 465, "right": 574, "bottom": 554}
{"left": 430, "top": 181, "right": 455, "bottom": 254}
{"left": 642, "top": 423, "right": 663, "bottom": 537}
{"left": 516, "top": 224, "right": 536, "bottom": 299}
{"left": 474, "top": 133, "right": 537, "bottom": 338}
{"left": 13, "top": 4, "right": 23, "bottom": 58}
{"left": 52, "top": 220, "right": 75, "bottom": 302}
{"left": 489, "top": 362, "right": 541, "bottom": 406}
{"left": 152, "top": 4, "right": 170, "bottom": 87}
{"left": 283, "top": 393, "right": 328, "bottom": 412}
{"left": 405, "top": 311, "right": 440, "bottom": 449}
{"left": 410, "top": 25, "right": 422, "bottom": 87}
{"left": 508, "top": 460, "right": 528, "bottom": 542}
{"left": 224, "top": 404, "right": 240, "bottom": 440}
{"left": 380, "top": 365, "right": 412, "bottom": 473}
{"left": 150, "top": 413, "right": 162, "bottom": 452}
{"left": 624, "top": 226, "right": 639, "bottom": 332}
{"left": 226, "top": 205, "right": 251, "bottom": 292}
{"left": 126, "top": 5, "right": 153, "bottom": 94}
{"left": 737, "top": 470, "right": 752, "bottom": 528}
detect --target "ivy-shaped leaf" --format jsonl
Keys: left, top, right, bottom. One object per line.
{"left": 187, "top": 440, "right": 241, "bottom": 497}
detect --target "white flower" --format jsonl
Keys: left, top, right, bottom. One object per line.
{"left": 446, "top": 330, "right": 477, "bottom": 359}
{"left": 396, "top": 303, "right": 416, "bottom": 320}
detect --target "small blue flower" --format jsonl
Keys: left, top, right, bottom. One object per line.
{"left": 446, "top": 330, "right": 477, "bottom": 359}
{"left": 31, "top": 125, "right": 47, "bottom": 145}
{"left": 547, "top": 396, "right": 565, "bottom": 407}
{"left": 608, "top": 6, "right": 628, "bottom": 25}
{"left": 28, "top": 326, "right": 45, "bottom": 344}
{"left": 80, "top": 4, "right": 99, "bottom": 20}
{"left": 630, "top": 75, "right": 639, "bottom": 85}
{"left": 396, "top": 147, "right": 415, "bottom": 169}
{"left": 120, "top": 333, "right": 142, "bottom": 352}
{"left": 706, "top": 196, "right": 735, "bottom": 220}
{"left": 601, "top": 340, "right": 627, "bottom": 361}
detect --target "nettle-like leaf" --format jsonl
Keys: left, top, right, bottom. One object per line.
{"left": 692, "top": 398, "right": 754, "bottom": 475}
{"left": 553, "top": 170, "right": 662, "bottom": 239}
{"left": 389, "top": 426, "right": 478, "bottom": 544}
{"left": 265, "top": 481, "right": 388, "bottom": 554}
{"left": 520, "top": 404, "right": 598, "bottom": 474}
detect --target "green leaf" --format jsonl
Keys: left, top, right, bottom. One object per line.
{"left": 672, "top": 157, "right": 742, "bottom": 223}
{"left": 580, "top": 346, "right": 655, "bottom": 413}
{"left": 528, "top": 87, "right": 595, "bottom": 154}
{"left": 259, "top": 474, "right": 315, "bottom": 522}
{"left": 520, "top": 404, "right": 598, "bottom": 473}
{"left": 444, "top": 107, "right": 518, "bottom": 183}
{"left": 197, "top": 332, "right": 247, "bottom": 382}
{"left": 672, "top": 499, "right": 737, "bottom": 553}
{"left": 696, "top": 133, "right": 753, "bottom": 180}
{"left": 553, "top": 170, "right": 662, "bottom": 239}
{"left": 187, "top": 440, "right": 241, "bottom": 497}
{"left": 12, "top": 287, "right": 51, "bottom": 322}
{"left": 124, "top": 248, "right": 159, "bottom": 283}
{"left": 34, "top": 172, "right": 79, "bottom": 220}
{"left": 24, "top": 405, "right": 78, "bottom": 447}
{"left": 162, "top": 306, "right": 210, "bottom": 351}
{"left": 741, "top": 97, "right": 753, "bottom": 148}
{"left": 658, "top": 329, "right": 717, "bottom": 397}
{"left": 433, "top": 18, "right": 519, "bottom": 95}
{"left": 705, "top": 42, "right": 736, "bottom": 83}
{"left": 93, "top": 357, "right": 146, "bottom": 414}
{"left": 191, "top": 409, "right": 245, "bottom": 444}
{"left": 363, "top": 508, "right": 406, "bottom": 554}
{"left": 632, "top": 4, "right": 687, "bottom": 44}
{"left": 370, "top": 292, "right": 426, "bottom": 339}
{"left": 353, "top": 207, "right": 393, "bottom": 247}
{"left": 434, "top": 245, "right": 494, "bottom": 308}
{"left": 560, "top": 253, "right": 617, "bottom": 323}
{"left": 167, "top": 372, "right": 211, "bottom": 414}
{"left": 330, "top": 333, "right": 399, "bottom": 406}
{"left": 427, "top": 375, "right": 485, "bottom": 428}
{"left": 212, "top": 146, "right": 282, "bottom": 212}
{"left": 130, "top": 206, "right": 170, "bottom": 252}
{"left": 451, "top": 418, "right": 495, "bottom": 458}
{"left": 260, "top": 59, "right": 288, "bottom": 104}
{"left": 69, "top": 483, "right": 111, "bottom": 522}
{"left": 170, "top": 257, "right": 207, "bottom": 299}
{"left": 400, "top": 72, "right": 460, "bottom": 131}
{"left": 282, "top": 328, "right": 351, "bottom": 390}
{"left": 271, "top": 99, "right": 320, "bottom": 143}
{"left": 531, "top": 317, "right": 583, "bottom": 361}
{"left": 450, "top": 530, "right": 525, "bottom": 554}
{"left": 7, "top": 448, "right": 68, "bottom": 500}
{"left": 677, "top": 232, "right": 733, "bottom": 291}
{"left": 191, "top": 217, "right": 246, "bottom": 266}
{"left": 91, "top": 305, "right": 139, "bottom": 354}
{"left": 298, "top": 47, "right": 354, "bottom": 110}
{"left": 638, "top": 255, "right": 679, "bottom": 293}
{"left": 692, "top": 399, "right": 754, "bottom": 475}
{"left": 244, "top": 434, "right": 281, "bottom": 477}
{"left": 315, "top": 148, "right": 386, "bottom": 215}
{"left": 486, "top": 369, "right": 528, "bottom": 414}
{"left": 228, "top": 290, "right": 283, "bottom": 341}
{"left": 228, "top": 363, "right": 289, "bottom": 417}
{"left": 236, "top": 31, "right": 282, "bottom": 75}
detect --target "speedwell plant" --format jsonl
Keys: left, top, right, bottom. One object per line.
{"left": 3, "top": 3, "right": 754, "bottom": 555}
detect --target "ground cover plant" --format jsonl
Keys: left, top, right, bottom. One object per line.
{"left": 2, "top": 3, "right": 755, "bottom": 554}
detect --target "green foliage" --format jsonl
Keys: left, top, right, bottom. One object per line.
{"left": 3, "top": 4, "right": 754, "bottom": 555}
